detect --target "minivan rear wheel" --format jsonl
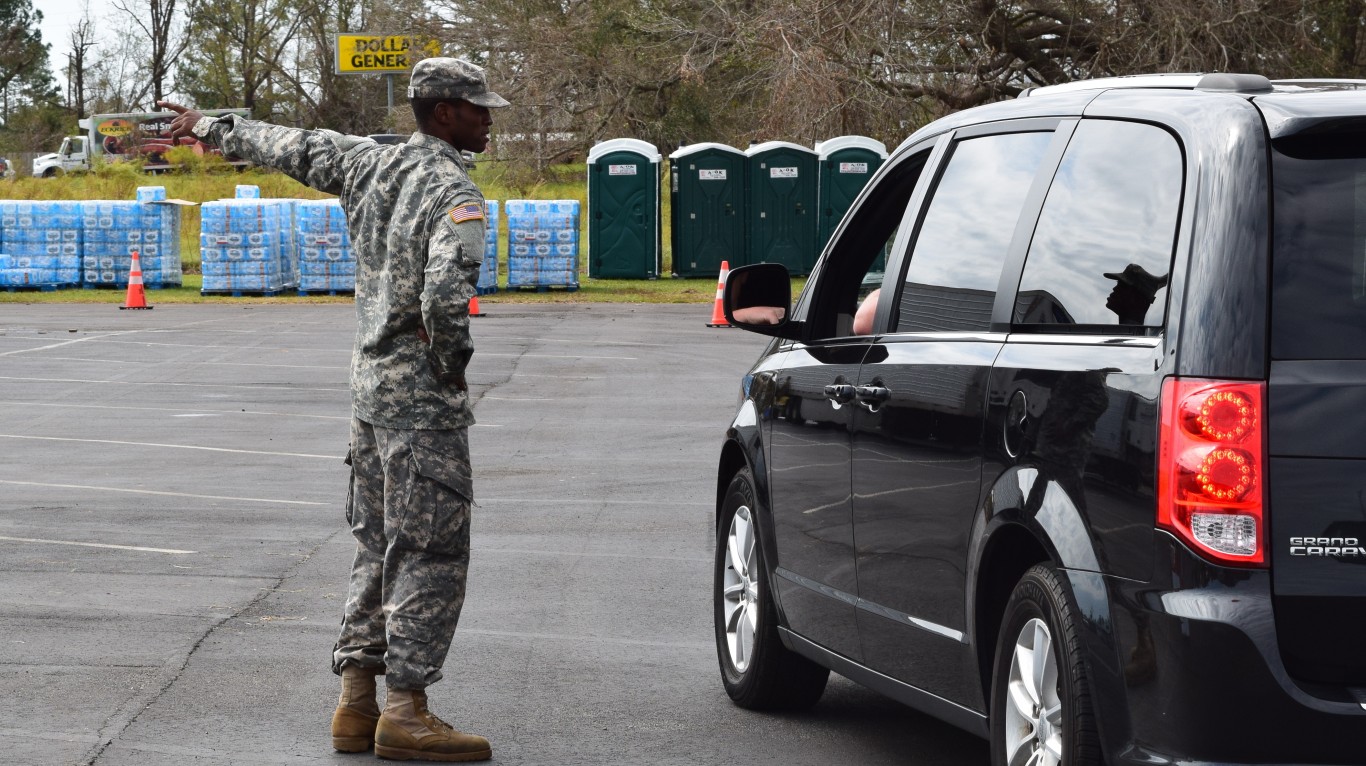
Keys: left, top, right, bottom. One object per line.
{"left": 714, "top": 468, "right": 829, "bottom": 710}
{"left": 990, "top": 564, "right": 1101, "bottom": 766}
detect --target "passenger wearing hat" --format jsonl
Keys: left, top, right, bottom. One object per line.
{"left": 1104, "top": 263, "right": 1169, "bottom": 325}
{"left": 161, "top": 57, "right": 508, "bottom": 762}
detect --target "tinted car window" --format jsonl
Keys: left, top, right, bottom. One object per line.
{"left": 1013, "top": 120, "right": 1182, "bottom": 333}
{"left": 1271, "top": 133, "right": 1366, "bottom": 360}
{"left": 897, "top": 132, "right": 1053, "bottom": 332}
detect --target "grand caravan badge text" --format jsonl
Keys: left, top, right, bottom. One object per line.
{"left": 1289, "top": 536, "right": 1366, "bottom": 556}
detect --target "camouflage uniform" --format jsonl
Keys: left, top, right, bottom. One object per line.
{"left": 194, "top": 58, "right": 508, "bottom": 690}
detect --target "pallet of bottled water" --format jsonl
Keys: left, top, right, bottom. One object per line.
{"left": 506, "top": 200, "right": 580, "bottom": 290}
{"left": 135, "top": 186, "right": 185, "bottom": 287}
{"left": 273, "top": 198, "right": 301, "bottom": 289}
{"left": 0, "top": 254, "right": 77, "bottom": 289}
{"left": 81, "top": 188, "right": 183, "bottom": 288}
{"left": 228, "top": 186, "right": 301, "bottom": 287}
{"left": 199, "top": 199, "right": 290, "bottom": 294}
{"left": 477, "top": 200, "right": 499, "bottom": 294}
{"left": 0, "top": 201, "right": 83, "bottom": 288}
{"left": 296, "top": 199, "right": 354, "bottom": 294}
{"left": 234, "top": 186, "right": 298, "bottom": 289}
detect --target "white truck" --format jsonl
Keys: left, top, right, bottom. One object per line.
{"left": 34, "top": 108, "right": 250, "bottom": 177}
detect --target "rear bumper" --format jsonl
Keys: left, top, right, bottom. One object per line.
{"left": 1090, "top": 534, "right": 1366, "bottom": 765}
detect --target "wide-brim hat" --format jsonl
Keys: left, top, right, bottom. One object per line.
{"left": 1103, "top": 263, "right": 1168, "bottom": 299}
{"left": 407, "top": 57, "right": 510, "bottom": 108}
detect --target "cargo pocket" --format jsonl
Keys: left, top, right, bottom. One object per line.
{"left": 387, "top": 612, "right": 438, "bottom": 646}
{"left": 399, "top": 441, "right": 473, "bottom": 555}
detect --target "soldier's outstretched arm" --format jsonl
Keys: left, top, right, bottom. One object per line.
{"left": 419, "top": 196, "right": 485, "bottom": 390}
{"left": 159, "top": 100, "right": 369, "bottom": 196}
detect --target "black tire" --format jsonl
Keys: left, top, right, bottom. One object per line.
{"left": 990, "top": 564, "right": 1102, "bottom": 766}
{"left": 713, "top": 468, "right": 829, "bottom": 710}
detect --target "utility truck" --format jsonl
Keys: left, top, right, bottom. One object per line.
{"left": 34, "top": 108, "right": 250, "bottom": 177}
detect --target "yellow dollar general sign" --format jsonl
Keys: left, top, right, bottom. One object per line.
{"left": 335, "top": 34, "right": 440, "bottom": 74}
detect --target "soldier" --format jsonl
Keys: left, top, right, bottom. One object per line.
{"left": 160, "top": 57, "right": 509, "bottom": 762}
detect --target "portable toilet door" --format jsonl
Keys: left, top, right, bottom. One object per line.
{"left": 587, "top": 139, "right": 662, "bottom": 279}
{"left": 745, "top": 141, "right": 818, "bottom": 275}
{"left": 668, "top": 142, "right": 745, "bottom": 278}
{"left": 816, "top": 136, "right": 888, "bottom": 256}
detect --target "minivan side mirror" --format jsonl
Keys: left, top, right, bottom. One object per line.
{"left": 723, "top": 263, "right": 802, "bottom": 340}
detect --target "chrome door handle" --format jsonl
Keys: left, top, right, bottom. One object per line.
{"left": 824, "top": 384, "right": 856, "bottom": 404}
{"left": 855, "top": 385, "right": 890, "bottom": 402}
{"left": 855, "top": 385, "right": 890, "bottom": 412}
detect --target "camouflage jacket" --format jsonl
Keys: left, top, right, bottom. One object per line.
{"left": 206, "top": 117, "right": 483, "bottom": 430}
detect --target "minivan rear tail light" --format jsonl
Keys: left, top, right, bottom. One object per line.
{"left": 1158, "top": 378, "right": 1268, "bottom": 567}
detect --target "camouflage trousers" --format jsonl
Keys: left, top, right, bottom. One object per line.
{"left": 332, "top": 417, "right": 473, "bottom": 690}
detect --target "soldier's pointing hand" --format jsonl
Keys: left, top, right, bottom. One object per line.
{"left": 158, "top": 101, "right": 206, "bottom": 141}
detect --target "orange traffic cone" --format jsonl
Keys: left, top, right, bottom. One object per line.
{"left": 469, "top": 294, "right": 485, "bottom": 317}
{"left": 120, "top": 250, "right": 153, "bottom": 310}
{"left": 706, "top": 260, "right": 731, "bottom": 328}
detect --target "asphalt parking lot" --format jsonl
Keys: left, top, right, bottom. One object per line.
{"left": 0, "top": 302, "right": 988, "bottom": 766}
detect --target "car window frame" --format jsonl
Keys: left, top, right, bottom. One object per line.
{"left": 786, "top": 135, "right": 949, "bottom": 346}
{"left": 864, "top": 133, "right": 955, "bottom": 338}
{"left": 1003, "top": 117, "right": 1188, "bottom": 338}
{"left": 878, "top": 117, "right": 1079, "bottom": 339}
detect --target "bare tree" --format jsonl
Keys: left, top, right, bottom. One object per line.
{"left": 427, "top": 0, "right": 1338, "bottom": 177}
{"left": 271, "top": 0, "right": 369, "bottom": 129}
{"left": 177, "top": 0, "right": 307, "bottom": 116}
{"left": 86, "top": 0, "right": 1348, "bottom": 172}
{"left": 65, "top": 7, "right": 98, "bottom": 117}
{"left": 431, "top": 0, "right": 698, "bottom": 166}
{"left": 268, "top": 0, "right": 434, "bottom": 132}
{"left": 85, "top": 14, "right": 152, "bottom": 113}
{"left": 111, "top": 0, "right": 186, "bottom": 105}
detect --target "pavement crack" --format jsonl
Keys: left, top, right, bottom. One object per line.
{"left": 81, "top": 527, "right": 347, "bottom": 766}
{"left": 469, "top": 331, "right": 538, "bottom": 407}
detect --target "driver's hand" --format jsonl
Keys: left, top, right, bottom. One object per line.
{"left": 732, "top": 306, "right": 786, "bottom": 325}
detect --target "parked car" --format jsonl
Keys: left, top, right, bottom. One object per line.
{"left": 714, "top": 72, "right": 1366, "bottom": 765}
{"left": 0, "top": 157, "right": 13, "bottom": 178}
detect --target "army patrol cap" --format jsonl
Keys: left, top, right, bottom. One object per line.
{"left": 407, "top": 58, "right": 510, "bottom": 108}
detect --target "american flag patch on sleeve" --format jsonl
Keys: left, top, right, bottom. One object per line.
{"left": 447, "top": 203, "right": 486, "bottom": 225}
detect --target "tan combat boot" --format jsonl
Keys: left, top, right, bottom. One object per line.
{"left": 374, "top": 688, "right": 491, "bottom": 762}
{"left": 331, "top": 664, "right": 383, "bottom": 752}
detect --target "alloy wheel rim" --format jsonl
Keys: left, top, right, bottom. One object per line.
{"left": 1004, "top": 617, "right": 1063, "bottom": 766}
{"left": 721, "top": 504, "right": 760, "bottom": 672}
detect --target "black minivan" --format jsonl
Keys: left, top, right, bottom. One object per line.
{"left": 713, "top": 73, "right": 1366, "bottom": 765}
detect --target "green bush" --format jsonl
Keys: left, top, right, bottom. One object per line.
{"left": 164, "top": 146, "right": 234, "bottom": 174}
{"left": 92, "top": 158, "right": 146, "bottom": 181}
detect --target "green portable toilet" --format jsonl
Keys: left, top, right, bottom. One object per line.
{"left": 745, "top": 141, "right": 818, "bottom": 275}
{"left": 587, "top": 139, "right": 662, "bottom": 279}
{"left": 816, "top": 136, "right": 888, "bottom": 254}
{"left": 669, "top": 142, "right": 745, "bottom": 278}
